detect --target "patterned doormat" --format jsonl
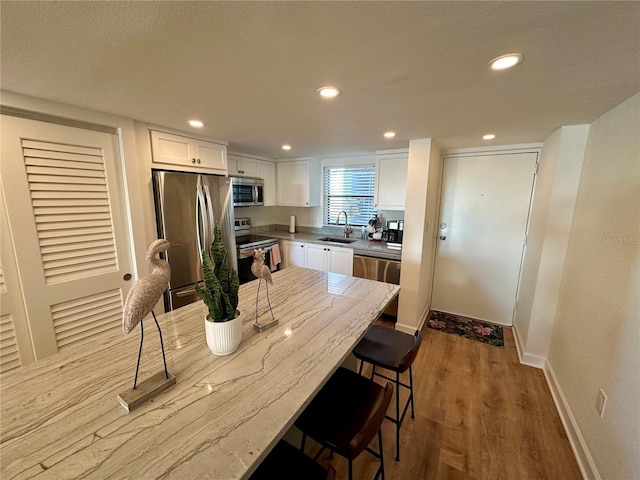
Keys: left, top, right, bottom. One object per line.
{"left": 427, "top": 310, "right": 504, "bottom": 347}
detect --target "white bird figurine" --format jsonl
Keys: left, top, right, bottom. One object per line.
{"left": 122, "top": 238, "right": 171, "bottom": 388}
{"left": 251, "top": 248, "right": 272, "bottom": 285}
{"left": 251, "top": 248, "right": 276, "bottom": 330}
{"left": 122, "top": 238, "right": 171, "bottom": 334}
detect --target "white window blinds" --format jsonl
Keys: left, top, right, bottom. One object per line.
{"left": 324, "top": 165, "right": 377, "bottom": 226}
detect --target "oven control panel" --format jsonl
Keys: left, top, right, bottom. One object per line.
{"left": 235, "top": 217, "right": 252, "bottom": 234}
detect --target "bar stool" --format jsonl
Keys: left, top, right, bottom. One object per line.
{"left": 295, "top": 367, "right": 394, "bottom": 480}
{"left": 249, "top": 440, "right": 336, "bottom": 480}
{"left": 352, "top": 325, "right": 422, "bottom": 461}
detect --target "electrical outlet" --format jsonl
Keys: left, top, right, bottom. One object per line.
{"left": 596, "top": 389, "right": 607, "bottom": 418}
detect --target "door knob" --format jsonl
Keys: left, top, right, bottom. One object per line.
{"left": 123, "top": 273, "right": 132, "bottom": 281}
{"left": 439, "top": 235, "right": 446, "bottom": 241}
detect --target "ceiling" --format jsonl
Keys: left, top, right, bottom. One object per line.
{"left": 2, "top": 1, "right": 639, "bottom": 159}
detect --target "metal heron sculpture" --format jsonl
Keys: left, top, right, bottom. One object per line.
{"left": 251, "top": 248, "right": 276, "bottom": 330}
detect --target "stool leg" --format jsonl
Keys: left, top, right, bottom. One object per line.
{"left": 409, "top": 365, "right": 415, "bottom": 419}
{"left": 395, "top": 371, "right": 400, "bottom": 462}
{"left": 370, "top": 365, "right": 376, "bottom": 380}
{"left": 358, "top": 359, "right": 364, "bottom": 375}
{"left": 300, "top": 432, "right": 307, "bottom": 453}
{"left": 378, "top": 429, "right": 386, "bottom": 480}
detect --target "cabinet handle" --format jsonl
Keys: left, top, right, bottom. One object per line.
{"left": 197, "top": 158, "right": 201, "bottom": 164}
{"left": 239, "top": 170, "right": 244, "bottom": 174}
{"left": 192, "top": 158, "right": 197, "bottom": 164}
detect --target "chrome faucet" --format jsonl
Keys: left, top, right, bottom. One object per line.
{"left": 336, "top": 210, "right": 353, "bottom": 238}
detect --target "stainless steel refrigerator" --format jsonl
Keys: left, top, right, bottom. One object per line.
{"left": 152, "top": 170, "right": 236, "bottom": 311}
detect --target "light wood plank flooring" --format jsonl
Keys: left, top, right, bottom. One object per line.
{"left": 312, "top": 320, "right": 582, "bottom": 480}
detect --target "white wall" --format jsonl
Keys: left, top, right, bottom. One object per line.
{"left": 397, "top": 138, "right": 441, "bottom": 333}
{"left": 514, "top": 125, "right": 589, "bottom": 367}
{"left": 546, "top": 93, "right": 639, "bottom": 480}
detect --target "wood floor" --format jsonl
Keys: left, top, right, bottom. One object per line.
{"left": 313, "top": 320, "right": 582, "bottom": 480}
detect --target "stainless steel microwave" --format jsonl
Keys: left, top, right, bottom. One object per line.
{"left": 232, "top": 177, "right": 264, "bottom": 206}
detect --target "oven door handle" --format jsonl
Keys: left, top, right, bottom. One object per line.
{"left": 238, "top": 244, "right": 274, "bottom": 259}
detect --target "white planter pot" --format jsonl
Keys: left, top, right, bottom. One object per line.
{"left": 205, "top": 310, "right": 244, "bottom": 356}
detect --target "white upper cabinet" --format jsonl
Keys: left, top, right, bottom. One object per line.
{"left": 374, "top": 149, "right": 408, "bottom": 210}
{"left": 151, "top": 130, "right": 227, "bottom": 173}
{"left": 277, "top": 159, "right": 321, "bottom": 207}
{"left": 260, "top": 161, "right": 276, "bottom": 206}
{"left": 228, "top": 155, "right": 260, "bottom": 177}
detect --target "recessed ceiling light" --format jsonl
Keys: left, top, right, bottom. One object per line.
{"left": 187, "top": 119, "right": 204, "bottom": 128}
{"left": 317, "top": 86, "right": 341, "bottom": 98}
{"left": 383, "top": 131, "right": 396, "bottom": 139}
{"left": 282, "top": 144, "right": 292, "bottom": 151}
{"left": 483, "top": 134, "right": 496, "bottom": 140}
{"left": 488, "top": 53, "right": 524, "bottom": 71}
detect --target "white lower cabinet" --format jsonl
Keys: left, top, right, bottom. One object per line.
{"left": 327, "top": 247, "right": 354, "bottom": 276}
{"left": 281, "top": 240, "right": 306, "bottom": 269}
{"left": 305, "top": 244, "right": 328, "bottom": 271}
{"left": 281, "top": 240, "right": 353, "bottom": 276}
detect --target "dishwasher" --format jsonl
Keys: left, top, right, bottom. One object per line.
{"left": 353, "top": 254, "right": 401, "bottom": 319}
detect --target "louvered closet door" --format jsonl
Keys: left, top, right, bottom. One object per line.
{"left": 1, "top": 116, "right": 134, "bottom": 361}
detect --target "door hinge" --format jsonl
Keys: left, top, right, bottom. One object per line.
{"left": 534, "top": 162, "right": 540, "bottom": 175}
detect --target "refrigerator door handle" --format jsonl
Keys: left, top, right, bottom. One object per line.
{"left": 196, "top": 177, "right": 207, "bottom": 262}
{"left": 203, "top": 182, "right": 216, "bottom": 246}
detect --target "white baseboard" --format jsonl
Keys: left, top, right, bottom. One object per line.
{"left": 544, "top": 361, "right": 601, "bottom": 480}
{"left": 396, "top": 305, "right": 430, "bottom": 335}
{"left": 512, "top": 323, "right": 546, "bottom": 368}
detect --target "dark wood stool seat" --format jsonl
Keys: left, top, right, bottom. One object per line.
{"left": 295, "top": 367, "right": 393, "bottom": 480}
{"left": 249, "top": 439, "right": 336, "bottom": 480}
{"left": 352, "top": 325, "right": 422, "bottom": 461}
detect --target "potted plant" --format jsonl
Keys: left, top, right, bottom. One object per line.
{"left": 195, "top": 223, "right": 243, "bottom": 355}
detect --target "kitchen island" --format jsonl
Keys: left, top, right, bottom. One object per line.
{"left": 0, "top": 267, "right": 399, "bottom": 480}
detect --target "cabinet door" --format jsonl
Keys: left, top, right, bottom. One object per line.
{"left": 194, "top": 140, "right": 227, "bottom": 173}
{"left": 282, "top": 241, "right": 306, "bottom": 269}
{"left": 277, "top": 162, "right": 310, "bottom": 206}
{"left": 151, "top": 130, "right": 194, "bottom": 167}
{"left": 238, "top": 158, "right": 260, "bottom": 177}
{"left": 227, "top": 157, "right": 240, "bottom": 175}
{"left": 328, "top": 247, "right": 353, "bottom": 276}
{"left": 260, "top": 161, "right": 277, "bottom": 206}
{"left": 151, "top": 131, "right": 227, "bottom": 173}
{"left": 305, "top": 243, "right": 328, "bottom": 272}
{"left": 375, "top": 153, "right": 408, "bottom": 210}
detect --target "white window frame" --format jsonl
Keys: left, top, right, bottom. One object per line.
{"left": 323, "top": 165, "right": 377, "bottom": 227}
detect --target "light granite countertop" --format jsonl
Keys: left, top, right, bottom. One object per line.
{"left": 0, "top": 267, "right": 399, "bottom": 480}
{"left": 262, "top": 230, "right": 403, "bottom": 261}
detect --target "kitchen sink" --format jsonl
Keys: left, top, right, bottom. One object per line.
{"left": 317, "top": 236, "right": 357, "bottom": 244}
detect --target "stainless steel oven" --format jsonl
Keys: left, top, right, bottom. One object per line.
{"left": 232, "top": 177, "right": 264, "bottom": 206}
{"left": 234, "top": 217, "right": 279, "bottom": 284}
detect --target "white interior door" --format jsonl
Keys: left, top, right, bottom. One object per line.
{"left": 1, "top": 115, "right": 134, "bottom": 361}
{"left": 431, "top": 152, "right": 537, "bottom": 325}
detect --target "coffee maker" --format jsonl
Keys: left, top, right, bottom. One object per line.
{"left": 386, "top": 220, "right": 404, "bottom": 245}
